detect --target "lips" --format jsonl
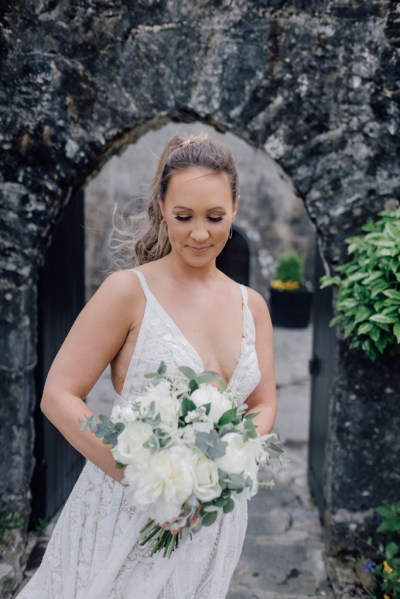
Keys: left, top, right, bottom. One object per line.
{"left": 187, "top": 246, "right": 211, "bottom": 252}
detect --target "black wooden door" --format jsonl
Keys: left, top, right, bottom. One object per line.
{"left": 308, "top": 243, "right": 336, "bottom": 515}
{"left": 216, "top": 227, "right": 250, "bottom": 285}
{"left": 31, "top": 191, "right": 85, "bottom": 525}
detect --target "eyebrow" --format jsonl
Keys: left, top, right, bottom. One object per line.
{"left": 173, "top": 206, "right": 227, "bottom": 211}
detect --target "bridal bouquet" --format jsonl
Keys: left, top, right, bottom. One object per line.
{"left": 81, "top": 362, "right": 282, "bottom": 558}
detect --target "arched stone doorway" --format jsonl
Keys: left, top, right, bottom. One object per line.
{"left": 84, "top": 122, "right": 315, "bottom": 301}
{"left": 1, "top": 2, "right": 399, "bottom": 574}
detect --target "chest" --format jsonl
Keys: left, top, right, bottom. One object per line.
{"left": 154, "top": 291, "right": 244, "bottom": 377}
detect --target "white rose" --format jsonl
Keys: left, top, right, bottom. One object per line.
{"left": 124, "top": 445, "right": 195, "bottom": 523}
{"left": 141, "top": 380, "right": 180, "bottom": 424}
{"left": 190, "top": 384, "right": 232, "bottom": 423}
{"left": 111, "top": 421, "right": 152, "bottom": 465}
{"left": 192, "top": 452, "right": 222, "bottom": 502}
{"left": 215, "top": 433, "right": 246, "bottom": 474}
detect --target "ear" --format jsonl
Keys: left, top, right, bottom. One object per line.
{"left": 157, "top": 195, "right": 165, "bottom": 218}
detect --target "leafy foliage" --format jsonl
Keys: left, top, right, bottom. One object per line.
{"left": 80, "top": 414, "right": 125, "bottom": 446}
{"left": 83, "top": 361, "right": 284, "bottom": 558}
{"left": 0, "top": 512, "right": 24, "bottom": 540}
{"left": 361, "top": 502, "right": 400, "bottom": 599}
{"left": 320, "top": 209, "right": 400, "bottom": 361}
{"left": 274, "top": 251, "right": 304, "bottom": 284}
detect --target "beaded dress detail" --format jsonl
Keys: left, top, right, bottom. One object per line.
{"left": 18, "top": 269, "right": 261, "bottom": 599}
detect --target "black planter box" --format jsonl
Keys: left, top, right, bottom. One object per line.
{"left": 269, "top": 287, "right": 313, "bottom": 328}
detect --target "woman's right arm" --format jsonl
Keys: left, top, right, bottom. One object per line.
{"left": 40, "top": 270, "right": 142, "bottom": 483}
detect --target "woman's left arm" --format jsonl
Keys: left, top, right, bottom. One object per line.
{"left": 245, "top": 288, "right": 277, "bottom": 435}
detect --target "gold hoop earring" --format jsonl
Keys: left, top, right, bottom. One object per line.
{"left": 228, "top": 225, "right": 233, "bottom": 240}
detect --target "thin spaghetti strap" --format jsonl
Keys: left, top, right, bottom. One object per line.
{"left": 129, "top": 268, "right": 151, "bottom": 299}
{"left": 239, "top": 284, "right": 256, "bottom": 337}
{"left": 239, "top": 284, "right": 248, "bottom": 305}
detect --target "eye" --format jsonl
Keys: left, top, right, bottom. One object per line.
{"left": 175, "top": 215, "right": 191, "bottom": 221}
{"left": 207, "top": 216, "right": 224, "bottom": 222}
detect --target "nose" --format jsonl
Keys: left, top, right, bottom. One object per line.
{"left": 190, "top": 220, "right": 210, "bottom": 243}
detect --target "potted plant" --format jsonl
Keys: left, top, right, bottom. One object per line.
{"left": 320, "top": 208, "right": 400, "bottom": 361}
{"left": 269, "top": 250, "right": 313, "bottom": 328}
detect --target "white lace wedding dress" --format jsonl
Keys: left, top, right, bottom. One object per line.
{"left": 18, "top": 269, "right": 261, "bottom": 599}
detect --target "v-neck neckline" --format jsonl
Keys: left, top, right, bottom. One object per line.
{"left": 134, "top": 269, "right": 246, "bottom": 386}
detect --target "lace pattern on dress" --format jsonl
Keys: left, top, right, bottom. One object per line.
{"left": 17, "top": 269, "right": 261, "bottom": 599}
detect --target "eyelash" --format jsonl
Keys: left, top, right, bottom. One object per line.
{"left": 175, "top": 216, "right": 224, "bottom": 222}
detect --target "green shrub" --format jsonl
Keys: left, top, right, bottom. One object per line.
{"left": 274, "top": 251, "right": 304, "bottom": 284}
{"left": 320, "top": 208, "right": 400, "bottom": 361}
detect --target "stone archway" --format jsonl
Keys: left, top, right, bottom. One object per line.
{"left": 1, "top": 1, "right": 399, "bottom": 566}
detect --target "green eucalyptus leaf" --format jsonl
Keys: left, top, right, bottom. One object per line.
{"left": 144, "top": 371, "right": 159, "bottom": 378}
{"left": 224, "top": 473, "right": 247, "bottom": 492}
{"left": 197, "top": 371, "right": 223, "bottom": 385}
{"left": 218, "top": 423, "right": 235, "bottom": 436}
{"left": 201, "top": 511, "right": 218, "bottom": 527}
{"left": 222, "top": 497, "right": 235, "bottom": 513}
{"left": 195, "top": 432, "right": 211, "bottom": 453}
{"left": 213, "top": 496, "right": 229, "bottom": 508}
{"left": 179, "top": 366, "right": 198, "bottom": 380}
{"left": 202, "top": 505, "right": 218, "bottom": 513}
{"left": 244, "top": 412, "right": 258, "bottom": 421}
{"left": 207, "top": 440, "right": 227, "bottom": 459}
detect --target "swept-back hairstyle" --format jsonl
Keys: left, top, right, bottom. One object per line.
{"left": 134, "top": 134, "right": 239, "bottom": 265}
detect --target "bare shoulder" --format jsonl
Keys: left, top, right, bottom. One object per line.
{"left": 98, "top": 269, "right": 142, "bottom": 297}
{"left": 87, "top": 269, "right": 144, "bottom": 324}
{"left": 246, "top": 287, "right": 271, "bottom": 321}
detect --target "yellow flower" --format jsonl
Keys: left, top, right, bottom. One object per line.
{"left": 271, "top": 279, "right": 301, "bottom": 291}
{"left": 383, "top": 561, "right": 393, "bottom": 574}
{"left": 384, "top": 594, "right": 391, "bottom": 599}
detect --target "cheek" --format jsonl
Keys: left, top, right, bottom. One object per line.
{"left": 165, "top": 220, "right": 186, "bottom": 241}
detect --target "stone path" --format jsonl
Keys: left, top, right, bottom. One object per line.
{"left": 226, "top": 326, "right": 333, "bottom": 598}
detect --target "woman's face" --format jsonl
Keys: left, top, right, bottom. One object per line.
{"left": 158, "top": 167, "right": 239, "bottom": 268}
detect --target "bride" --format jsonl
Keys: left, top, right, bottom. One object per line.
{"left": 18, "top": 134, "right": 276, "bottom": 598}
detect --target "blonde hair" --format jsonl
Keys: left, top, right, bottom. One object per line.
{"left": 111, "top": 134, "right": 240, "bottom": 267}
{"left": 134, "top": 134, "right": 239, "bottom": 264}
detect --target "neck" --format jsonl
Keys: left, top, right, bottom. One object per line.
{"left": 160, "top": 253, "right": 219, "bottom": 285}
